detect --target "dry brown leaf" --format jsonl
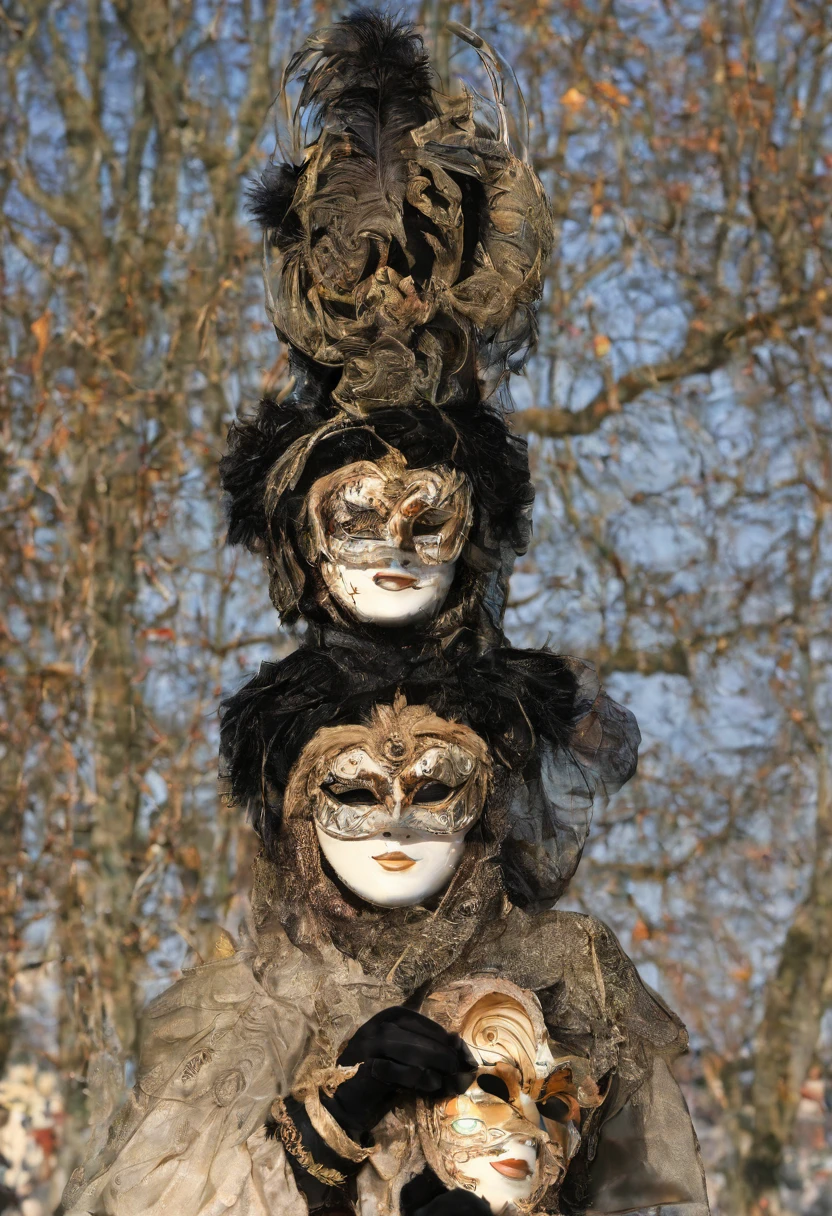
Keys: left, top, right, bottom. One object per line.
{"left": 31, "top": 310, "right": 52, "bottom": 375}
{"left": 595, "top": 80, "right": 630, "bottom": 108}
{"left": 560, "top": 87, "right": 587, "bottom": 112}
{"left": 632, "top": 918, "right": 651, "bottom": 943}
{"left": 142, "top": 627, "right": 176, "bottom": 641}
{"left": 177, "top": 845, "right": 201, "bottom": 872}
{"left": 40, "top": 663, "right": 75, "bottom": 679}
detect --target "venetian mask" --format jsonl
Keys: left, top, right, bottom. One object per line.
{"left": 302, "top": 454, "right": 472, "bottom": 627}
{"left": 418, "top": 978, "right": 596, "bottom": 1214}
{"left": 283, "top": 697, "right": 491, "bottom": 907}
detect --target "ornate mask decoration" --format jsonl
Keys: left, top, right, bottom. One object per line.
{"left": 302, "top": 453, "right": 473, "bottom": 626}
{"left": 418, "top": 978, "right": 601, "bottom": 1214}
{"left": 284, "top": 697, "right": 491, "bottom": 907}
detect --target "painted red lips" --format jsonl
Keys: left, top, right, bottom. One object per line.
{"left": 371, "top": 851, "right": 417, "bottom": 871}
{"left": 490, "top": 1158, "right": 533, "bottom": 1180}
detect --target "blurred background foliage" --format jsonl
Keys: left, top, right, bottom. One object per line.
{"left": 1, "top": 0, "right": 831, "bottom": 1212}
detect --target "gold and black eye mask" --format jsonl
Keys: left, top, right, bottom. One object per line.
{"left": 284, "top": 698, "right": 491, "bottom": 840}
{"left": 302, "top": 453, "right": 472, "bottom": 569}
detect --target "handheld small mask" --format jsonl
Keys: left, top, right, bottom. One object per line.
{"left": 302, "top": 454, "right": 473, "bottom": 626}
{"left": 283, "top": 697, "right": 491, "bottom": 908}
{"left": 418, "top": 978, "right": 593, "bottom": 1214}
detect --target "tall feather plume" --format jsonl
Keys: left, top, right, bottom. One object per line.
{"left": 287, "top": 11, "right": 439, "bottom": 286}
{"left": 254, "top": 12, "right": 438, "bottom": 256}
{"left": 249, "top": 11, "right": 554, "bottom": 415}
{"left": 287, "top": 9, "right": 438, "bottom": 155}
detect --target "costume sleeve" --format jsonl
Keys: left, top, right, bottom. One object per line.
{"left": 62, "top": 954, "right": 313, "bottom": 1216}
{"left": 526, "top": 912, "right": 708, "bottom": 1216}
{"left": 585, "top": 1056, "right": 709, "bottom": 1216}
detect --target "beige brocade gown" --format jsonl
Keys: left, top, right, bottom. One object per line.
{"left": 62, "top": 925, "right": 402, "bottom": 1216}
{"left": 63, "top": 895, "right": 709, "bottom": 1216}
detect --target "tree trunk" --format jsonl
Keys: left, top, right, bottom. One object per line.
{"left": 742, "top": 759, "right": 832, "bottom": 1213}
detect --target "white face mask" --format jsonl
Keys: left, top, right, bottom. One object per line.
{"left": 418, "top": 979, "right": 582, "bottom": 1215}
{"left": 315, "top": 824, "right": 467, "bottom": 907}
{"left": 458, "top": 1134, "right": 540, "bottom": 1214}
{"left": 285, "top": 700, "right": 491, "bottom": 910}
{"left": 321, "top": 556, "right": 456, "bottom": 626}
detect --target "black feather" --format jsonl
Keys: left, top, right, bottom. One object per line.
{"left": 249, "top": 12, "right": 438, "bottom": 245}
{"left": 219, "top": 632, "right": 576, "bottom": 823}
{"left": 247, "top": 162, "right": 302, "bottom": 237}
{"left": 219, "top": 352, "right": 336, "bottom": 554}
{"left": 287, "top": 9, "right": 438, "bottom": 144}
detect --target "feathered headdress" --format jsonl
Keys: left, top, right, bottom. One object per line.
{"left": 250, "top": 11, "right": 554, "bottom": 414}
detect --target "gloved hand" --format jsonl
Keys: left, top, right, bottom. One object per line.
{"left": 324, "top": 1006, "right": 477, "bottom": 1141}
{"left": 401, "top": 1166, "right": 491, "bottom": 1216}
{"left": 412, "top": 1196, "right": 492, "bottom": 1216}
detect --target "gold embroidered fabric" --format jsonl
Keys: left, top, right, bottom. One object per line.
{"left": 269, "top": 1096, "right": 349, "bottom": 1187}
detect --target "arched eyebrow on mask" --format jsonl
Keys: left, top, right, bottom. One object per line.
{"left": 325, "top": 748, "right": 389, "bottom": 786}
{"left": 321, "top": 463, "right": 468, "bottom": 519}
{"left": 336, "top": 474, "right": 391, "bottom": 514}
{"left": 405, "top": 744, "right": 476, "bottom": 784}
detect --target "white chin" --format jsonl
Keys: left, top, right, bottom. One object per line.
{"left": 463, "top": 1141, "right": 539, "bottom": 1214}
{"left": 322, "top": 560, "right": 455, "bottom": 626}
{"left": 314, "top": 826, "right": 467, "bottom": 908}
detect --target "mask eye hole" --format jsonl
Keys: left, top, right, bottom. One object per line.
{"left": 340, "top": 507, "right": 383, "bottom": 539}
{"left": 412, "top": 781, "right": 454, "bottom": 805}
{"left": 477, "top": 1073, "right": 512, "bottom": 1102}
{"left": 327, "top": 786, "right": 378, "bottom": 807}
{"left": 451, "top": 1117, "right": 484, "bottom": 1136}
{"left": 538, "top": 1095, "right": 571, "bottom": 1122}
{"left": 412, "top": 509, "right": 453, "bottom": 538}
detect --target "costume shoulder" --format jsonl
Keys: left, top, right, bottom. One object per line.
{"left": 460, "top": 907, "right": 687, "bottom": 1087}
{"left": 535, "top": 909, "right": 686, "bottom": 1053}
{"left": 63, "top": 939, "right": 317, "bottom": 1216}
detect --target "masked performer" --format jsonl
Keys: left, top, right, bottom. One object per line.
{"left": 64, "top": 695, "right": 705, "bottom": 1216}
{"left": 220, "top": 376, "right": 533, "bottom": 642}
{"left": 227, "top": 1, "right": 556, "bottom": 635}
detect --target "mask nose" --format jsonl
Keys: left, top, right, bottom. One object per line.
{"left": 384, "top": 556, "right": 411, "bottom": 571}
{"left": 387, "top": 779, "right": 408, "bottom": 824}
{"left": 388, "top": 509, "right": 416, "bottom": 555}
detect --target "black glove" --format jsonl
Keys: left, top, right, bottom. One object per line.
{"left": 411, "top": 1196, "right": 492, "bottom": 1216}
{"left": 270, "top": 1008, "right": 475, "bottom": 1207}
{"left": 323, "top": 1006, "right": 477, "bottom": 1141}
{"left": 401, "top": 1166, "right": 492, "bottom": 1216}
